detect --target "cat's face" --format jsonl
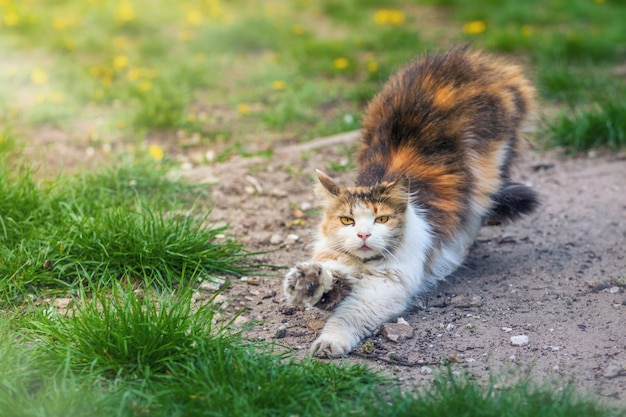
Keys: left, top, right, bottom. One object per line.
{"left": 315, "top": 170, "right": 408, "bottom": 260}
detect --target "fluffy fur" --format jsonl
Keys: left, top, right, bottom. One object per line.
{"left": 283, "top": 47, "right": 539, "bottom": 358}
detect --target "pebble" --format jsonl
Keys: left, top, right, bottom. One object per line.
{"left": 502, "top": 327, "right": 513, "bottom": 333}
{"left": 300, "top": 202, "right": 313, "bottom": 211}
{"left": 603, "top": 364, "right": 624, "bottom": 379}
{"left": 269, "top": 188, "right": 288, "bottom": 198}
{"left": 269, "top": 234, "right": 284, "bottom": 245}
{"left": 199, "top": 278, "right": 227, "bottom": 292}
{"left": 53, "top": 298, "right": 72, "bottom": 310}
{"left": 609, "top": 286, "right": 620, "bottom": 294}
{"left": 285, "top": 234, "right": 300, "bottom": 244}
{"left": 446, "top": 323, "right": 455, "bottom": 331}
{"left": 510, "top": 335, "right": 529, "bottom": 346}
{"left": 246, "top": 276, "right": 261, "bottom": 286}
{"left": 306, "top": 319, "right": 325, "bottom": 331}
{"left": 244, "top": 175, "right": 263, "bottom": 194}
{"left": 420, "top": 366, "right": 433, "bottom": 375}
{"left": 274, "top": 326, "right": 287, "bottom": 339}
{"left": 544, "top": 345, "right": 562, "bottom": 352}
{"left": 380, "top": 318, "right": 415, "bottom": 343}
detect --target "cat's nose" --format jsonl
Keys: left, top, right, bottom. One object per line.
{"left": 357, "top": 232, "right": 371, "bottom": 240}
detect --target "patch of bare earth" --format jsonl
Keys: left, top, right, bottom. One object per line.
{"left": 181, "top": 130, "right": 626, "bottom": 405}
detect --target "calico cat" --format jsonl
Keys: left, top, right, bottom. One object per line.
{"left": 283, "top": 46, "right": 539, "bottom": 358}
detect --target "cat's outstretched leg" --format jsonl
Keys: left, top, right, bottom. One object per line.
{"left": 283, "top": 262, "right": 353, "bottom": 309}
{"left": 311, "top": 276, "right": 412, "bottom": 358}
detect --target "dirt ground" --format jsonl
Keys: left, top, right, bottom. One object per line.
{"left": 178, "top": 130, "right": 626, "bottom": 404}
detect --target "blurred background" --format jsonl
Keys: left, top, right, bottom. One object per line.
{"left": 0, "top": 0, "right": 624, "bottom": 174}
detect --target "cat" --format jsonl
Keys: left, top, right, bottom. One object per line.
{"left": 283, "top": 46, "right": 539, "bottom": 358}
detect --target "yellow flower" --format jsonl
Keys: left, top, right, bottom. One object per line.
{"left": 186, "top": 9, "right": 203, "bottom": 25}
{"left": 53, "top": 17, "right": 67, "bottom": 31}
{"left": 333, "top": 57, "right": 349, "bottom": 70}
{"left": 113, "top": 55, "right": 129, "bottom": 70}
{"left": 271, "top": 80, "right": 286, "bottom": 91}
{"left": 237, "top": 103, "right": 250, "bottom": 115}
{"left": 179, "top": 29, "right": 193, "bottom": 42}
{"left": 113, "top": 36, "right": 128, "bottom": 49}
{"left": 115, "top": 1, "right": 136, "bottom": 22}
{"left": 291, "top": 24, "right": 305, "bottom": 35}
{"left": 126, "top": 67, "right": 141, "bottom": 81}
{"left": 374, "top": 9, "right": 405, "bottom": 26}
{"left": 148, "top": 145, "right": 164, "bottom": 161}
{"left": 366, "top": 61, "right": 378, "bottom": 72}
{"left": 138, "top": 81, "right": 152, "bottom": 92}
{"left": 521, "top": 25, "right": 533, "bottom": 37}
{"left": 63, "top": 39, "right": 76, "bottom": 51}
{"left": 50, "top": 91, "right": 64, "bottom": 104}
{"left": 464, "top": 20, "right": 487, "bottom": 35}
{"left": 3, "top": 11, "right": 19, "bottom": 27}
{"left": 31, "top": 68, "right": 48, "bottom": 85}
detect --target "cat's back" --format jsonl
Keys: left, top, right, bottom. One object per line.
{"left": 356, "top": 47, "right": 537, "bottom": 238}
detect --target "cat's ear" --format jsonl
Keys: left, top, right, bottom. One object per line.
{"left": 383, "top": 175, "right": 410, "bottom": 204}
{"left": 315, "top": 169, "right": 341, "bottom": 196}
{"left": 387, "top": 175, "right": 410, "bottom": 194}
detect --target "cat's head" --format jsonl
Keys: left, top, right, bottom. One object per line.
{"left": 315, "top": 170, "right": 409, "bottom": 260}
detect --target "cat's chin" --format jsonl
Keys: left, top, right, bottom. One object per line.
{"left": 352, "top": 247, "right": 383, "bottom": 260}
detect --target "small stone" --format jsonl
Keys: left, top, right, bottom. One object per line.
{"left": 53, "top": 298, "right": 72, "bottom": 309}
{"left": 603, "top": 364, "right": 624, "bottom": 379}
{"left": 199, "top": 278, "right": 227, "bottom": 292}
{"left": 510, "top": 335, "right": 529, "bottom": 346}
{"left": 306, "top": 319, "right": 325, "bottom": 331}
{"left": 502, "top": 327, "right": 513, "bottom": 333}
{"left": 609, "top": 286, "right": 620, "bottom": 294}
{"left": 274, "top": 326, "right": 287, "bottom": 339}
{"left": 269, "top": 188, "right": 288, "bottom": 198}
{"left": 445, "top": 323, "right": 455, "bottom": 331}
{"left": 269, "top": 234, "right": 284, "bottom": 245}
{"left": 244, "top": 175, "right": 263, "bottom": 194}
{"left": 380, "top": 320, "right": 414, "bottom": 343}
{"left": 545, "top": 345, "right": 562, "bottom": 352}
{"left": 285, "top": 234, "right": 300, "bottom": 244}
{"left": 300, "top": 202, "right": 313, "bottom": 211}
{"left": 397, "top": 317, "right": 410, "bottom": 326}
{"left": 246, "top": 276, "right": 261, "bottom": 285}
{"left": 420, "top": 366, "right": 433, "bottom": 375}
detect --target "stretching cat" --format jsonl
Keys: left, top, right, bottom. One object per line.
{"left": 283, "top": 46, "right": 539, "bottom": 358}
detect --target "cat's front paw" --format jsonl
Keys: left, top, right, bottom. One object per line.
{"left": 311, "top": 333, "right": 354, "bottom": 358}
{"left": 283, "top": 262, "right": 334, "bottom": 307}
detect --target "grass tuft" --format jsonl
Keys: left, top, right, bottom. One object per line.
{"left": 0, "top": 158, "right": 251, "bottom": 303}
{"left": 545, "top": 98, "right": 626, "bottom": 152}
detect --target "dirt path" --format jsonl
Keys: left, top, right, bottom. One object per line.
{"left": 184, "top": 130, "right": 626, "bottom": 404}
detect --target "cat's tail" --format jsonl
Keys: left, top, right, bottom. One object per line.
{"left": 486, "top": 183, "right": 540, "bottom": 225}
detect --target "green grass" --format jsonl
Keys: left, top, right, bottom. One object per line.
{"left": 0, "top": 157, "right": 251, "bottom": 303}
{"left": 1, "top": 285, "right": 623, "bottom": 417}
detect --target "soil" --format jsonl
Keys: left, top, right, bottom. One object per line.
{"left": 178, "top": 130, "right": 626, "bottom": 405}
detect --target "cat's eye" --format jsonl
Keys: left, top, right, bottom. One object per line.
{"left": 339, "top": 216, "right": 354, "bottom": 225}
{"left": 375, "top": 216, "right": 389, "bottom": 224}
